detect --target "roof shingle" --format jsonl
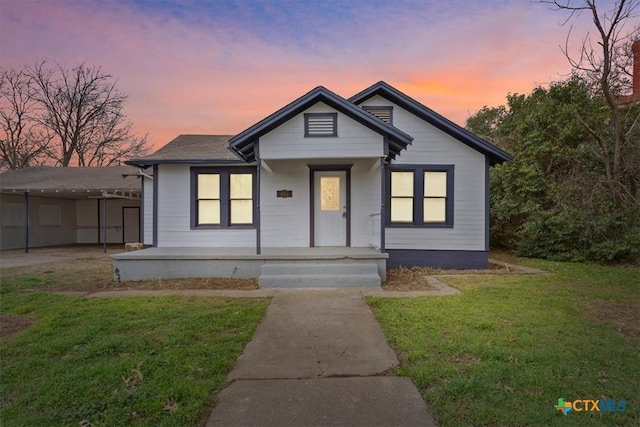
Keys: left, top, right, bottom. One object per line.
{"left": 126, "top": 135, "right": 240, "bottom": 166}
{"left": 0, "top": 166, "right": 142, "bottom": 192}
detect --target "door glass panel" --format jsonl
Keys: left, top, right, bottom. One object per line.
{"left": 198, "top": 174, "right": 220, "bottom": 199}
{"left": 230, "top": 174, "right": 252, "bottom": 198}
{"left": 320, "top": 176, "right": 340, "bottom": 211}
{"left": 424, "top": 172, "right": 447, "bottom": 197}
{"left": 391, "top": 172, "right": 413, "bottom": 196}
{"left": 231, "top": 200, "right": 253, "bottom": 224}
{"left": 424, "top": 198, "right": 446, "bottom": 222}
{"left": 391, "top": 198, "right": 413, "bottom": 222}
{"left": 198, "top": 200, "right": 220, "bottom": 224}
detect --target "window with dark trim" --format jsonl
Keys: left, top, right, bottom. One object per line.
{"left": 363, "top": 106, "right": 393, "bottom": 124}
{"left": 387, "top": 165, "right": 454, "bottom": 227}
{"left": 191, "top": 167, "right": 256, "bottom": 228}
{"left": 304, "top": 113, "right": 337, "bottom": 137}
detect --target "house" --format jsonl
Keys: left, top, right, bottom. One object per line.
{"left": 0, "top": 166, "right": 143, "bottom": 251}
{"left": 114, "top": 82, "right": 512, "bottom": 286}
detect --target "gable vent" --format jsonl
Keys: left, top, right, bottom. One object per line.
{"left": 363, "top": 106, "right": 392, "bottom": 124}
{"left": 304, "top": 113, "right": 337, "bottom": 137}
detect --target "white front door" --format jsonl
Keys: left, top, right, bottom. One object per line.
{"left": 314, "top": 171, "right": 347, "bottom": 246}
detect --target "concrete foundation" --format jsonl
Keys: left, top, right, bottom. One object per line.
{"left": 111, "top": 247, "right": 388, "bottom": 282}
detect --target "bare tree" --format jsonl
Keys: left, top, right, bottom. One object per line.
{"left": 27, "top": 62, "right": 148, "bottom": 167}
{"left": 0, "top": 68, "right": 49, "bottom": 170}
{"left": 545, "top": 0, "right": 640, "bottom": 204}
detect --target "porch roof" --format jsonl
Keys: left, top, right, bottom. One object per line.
{"left": 126, "top": 134, "right": 244, "bottom": 167}
{"left": 349, "top": 81, "right": 514, "bottom": 166}
{"left": 0, "top": 166, "right": 142, "bottom": 199}
{"left": 228, "top": 86, "right": 413, "bottom": 163}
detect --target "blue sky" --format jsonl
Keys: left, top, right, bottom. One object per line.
{"left": 1, "top": 0, "right": 630, "bottom": 149}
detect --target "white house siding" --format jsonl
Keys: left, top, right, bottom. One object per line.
{"left": 259, "top": 160, "right": 310, "bottom": 247}
{"left": 156, "top": 164, "right": 256, "bottom": 248}
{"left": 260, "top": 102, "right": 384, "bottom": 160}
{"left": 359, "top": 95, "right": 486, "bottom": 251}
{"left": 76, "top": 198, "right": 141, "bottom": 244}
{"left": 0, "top": 193, "right": 76, "bottom": 250}
{"left": 260, "top": 159, "right": 381, "bottom": 248}
{"left": 142, "top": 177, "right": 153, "bottom": 245}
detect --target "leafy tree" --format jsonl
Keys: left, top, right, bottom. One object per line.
{"left": 545, "top": 0, "right": 640, "bottom": 205}
{"left": 468, "top": 77, "right": 640, "bottom": 262}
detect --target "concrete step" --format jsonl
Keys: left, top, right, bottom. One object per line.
{"left": 259, "top": 262, "right": 381, "bottom": 288}
{"left": 261, "top": 262, "right": 378, "bottom": 276}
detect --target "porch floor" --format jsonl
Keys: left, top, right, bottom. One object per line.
{"left": 112, "top": 246, "right": 387, "bottom": 260}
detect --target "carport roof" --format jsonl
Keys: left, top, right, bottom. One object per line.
{"left": 0, "top": 166, "right": 142, "bottom": 198}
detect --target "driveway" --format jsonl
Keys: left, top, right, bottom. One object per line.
{"left": 0, "top": 245, "right": 119, "bottom": 269}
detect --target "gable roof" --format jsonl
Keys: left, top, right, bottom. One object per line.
{"left": 126, "top": 135, "right": 242, "bottom": 167}
{"left": 349, "top": 81, "right": 513, "bottom": 165}
{"left": 228, "top": 86, "right": 413, "bottom": 162}
{"left": 0, "top": 166, "right": 141, "bottom": 197}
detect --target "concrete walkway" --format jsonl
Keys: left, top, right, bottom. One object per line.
{"left": 206, "top": 289, "right": 437, "bottom": 427}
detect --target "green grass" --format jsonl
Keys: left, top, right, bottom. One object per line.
{"left": 0, "top": 293, "right": 269, "bottom": 426}
{"left": 368, "top": 259, "right": 639, "bottom": 426}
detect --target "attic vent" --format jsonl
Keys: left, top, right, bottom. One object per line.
{"left": 363, "top": 106, "right": 393, "bottom": 124}
{"left": 304, "top": 113, "right": 337, "bottom": 137}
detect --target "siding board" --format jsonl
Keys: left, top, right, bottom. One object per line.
{"left": 359, "top": 95, "right": 486, "bottom": 251}
{"left": 260, "top": 102, "right": 384, "bottom": 159}
{"left": 156, "top": 164, "right": 256, "bottom": 247}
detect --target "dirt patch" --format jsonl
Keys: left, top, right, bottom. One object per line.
{"left": 0, "top": 315, "right": 35, "bottom": 341}
{"left": 587, "top": 300, "right": 640, "bottom": 337}
{"left": 382, "top": 264, "right": 511, "bottom": 291}
{"left": 1, "top": 255, "right": 258, "bottom": 293}
{"left": 104, "top": 277, "right": 259, "bottom": 292}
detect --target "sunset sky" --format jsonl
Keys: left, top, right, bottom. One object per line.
{"left": 0, "top": 0, "right": 624, "bottom": 151}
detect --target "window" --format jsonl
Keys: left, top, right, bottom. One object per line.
{"left": 387, "top": 165, "right": 454, "bottom": 227}
{"left": 197, "top": 174, "right": 220, "bottom": 225}
{"left": 390, "top": 172, "right": 414, "bottom": 222}
{"left": 304, "top": 113, "right": 337, "bottom": 137}
{"left": 230, "top": 173, "right": 253, "bottom": 224}
{"left": 363, "top": 106, "right": 393, "bottom": 124}
{"left": 424, "top": 172, "right": 447, "bottom": 222}
{"left": 320, "top": 176, "right": 340, "bottom": 211}
{"left": 192, "top": 168, "right": 255, "bottom": 228}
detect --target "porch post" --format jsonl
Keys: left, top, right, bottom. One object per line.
{"left": 152, "top": 164, "right": 158, "bottom": 247}
{"left": 256, "top": 159, "right": 262, "bottom": 255}
{"left": 102, "top": 196, "right": 107, "bottom": 253}
{"left": 23, "top": 192, "right": 29, "bottom": 253}
{"left": 255, "top": 141, "right": 261, "bottom": 254}
{"left": 380, "top": 157, "right": 386, "bottom": 252}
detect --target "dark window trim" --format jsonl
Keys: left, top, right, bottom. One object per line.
{"left": 304, "top": 113, "right": 338, "bottom": 137}
{"left": 190, "top": 167, "right": 257, "bottom": 229}
{"left": 386, "top": 164, "right": 454, "bottom": 228}
{"left": 363, "top": 105, "right": 393, "bottom": 125}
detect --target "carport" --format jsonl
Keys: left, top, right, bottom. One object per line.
{"left": 0, "top": 166, "right": 145, "bottom": 252}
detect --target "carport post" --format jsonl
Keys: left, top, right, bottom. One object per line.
{"left": 24, "top": 192, "right": 29, "bottom": 253}
{"left": 102, "top": 196, "right": 107, "bottom": 253}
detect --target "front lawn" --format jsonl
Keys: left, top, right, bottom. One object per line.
{"left": 368, "top": 259, "right": 639, "bottom": 426}
{"left": 0, "top": 293, "right": 269, "bottom": 426}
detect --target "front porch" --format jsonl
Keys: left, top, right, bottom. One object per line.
{"left": 112, "top": 247, "right": 388, "bottom": 286}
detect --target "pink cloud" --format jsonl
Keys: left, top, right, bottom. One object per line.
{"left": 1, "top": 0, "right": 602, "bottom": 152}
